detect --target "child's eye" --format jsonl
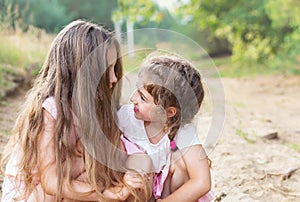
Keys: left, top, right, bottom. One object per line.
{"left": 141, "top": 95, "right": 146, "bottom": 101}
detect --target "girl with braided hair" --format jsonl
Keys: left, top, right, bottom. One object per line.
{"left": 117, "top": 53, "right": 214, "bottom": 201}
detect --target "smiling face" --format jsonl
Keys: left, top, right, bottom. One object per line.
{"left": 130, "top": 86, "right": 167, "bottom": 124}
{"left": 107, "top": 45, "right": 118, "bottom": 89}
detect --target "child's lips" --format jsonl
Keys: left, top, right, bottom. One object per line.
{"left": 133, "top": 107, "right": 139, "bottom": 113}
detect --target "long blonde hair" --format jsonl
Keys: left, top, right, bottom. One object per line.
{"left": 1, "top": 20, "right": 142, "bottom": 201}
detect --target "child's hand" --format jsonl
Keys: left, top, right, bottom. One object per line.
{"left": 102, "top": 185, "right": 130, "bottom": 201}
{"left": 124, "top": 171, "right": 145, "bottom": 189}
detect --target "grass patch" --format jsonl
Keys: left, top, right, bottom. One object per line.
{"left": 211, "top": 56, "right": 232, "bottom": 67}
{"left": 215, "top": 56, "right": 300, "bottom": 77}
{"left": 0, "top": 24, "right": 53, "bottom": 70}
{"left": 0, "top": 23, "right": 53, "bottom": 101}
{"left": 0, "top": 64, "right": 26, "bottom": 99}
{"left": 284, "top": 142, "right": 300, "bottom": 153}
{"left": 236, "top": 128, "right": 256, "bottom": 144}
{"left": 233, "top": 101, "right": 247, "bottom": 108}
{"left": 217, "top": 57, "right": 273, "bottom": 77}
{"left": 0, "top": 129, "right": 12, "bottom": 136}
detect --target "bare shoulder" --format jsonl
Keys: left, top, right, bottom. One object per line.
{"left": 181, "top": 144, "right": 208, "bottom": 161}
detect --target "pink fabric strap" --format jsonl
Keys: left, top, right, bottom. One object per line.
{"left": 198, "top": 190, "right": 215, "bottom": 202}
{"left": 42, "top": 97, "right": 57, "bottom": 119}
{"left": 120, "top": 135, "right": 146, "bottom": 154}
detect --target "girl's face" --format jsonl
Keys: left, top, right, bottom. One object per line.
{"left": 130, "top": 86, "right": 167, "bottom": 123}
{"left": 107, "top": 46, "right": 118, "bottom": 89}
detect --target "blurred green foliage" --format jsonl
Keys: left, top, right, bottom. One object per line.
{"left": 113, "top": 0, "right": 161, "bottom": 23}
{"left": 0, "top": 0, "right": 299, "bottom": 77}
{"left": 0, "top": 0, "right": 118, "bottom": 32}
{"left": 177, "top": 0, "right": 300, "bottom": 73}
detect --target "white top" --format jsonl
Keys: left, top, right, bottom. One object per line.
{"left": 117, "top": 104, "right": 201, "bottom": 173}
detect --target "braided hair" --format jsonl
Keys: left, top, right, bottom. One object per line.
{"left": 138, "top": 54, "right": 204, "bottom": 151}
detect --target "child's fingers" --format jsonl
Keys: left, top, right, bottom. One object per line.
{"left": 141, "top": 173, "right": 152, "bottom": 181}
{"left": 124, "top": 173, "right": 138, "bottom": 180}
{"left": 124, "top": 172, "right": 146, "bottom": 188}
{"left": 125, "top": 178, "right": 143, "bottom": 189}
{"left": 126, "top": 171, "right": 152, "bottom": 181}
{"left": 126, "top": 170, "right": 152, "bottom": 179}
{"left": 126, "top": 181, "right": 142, "bottom": 189}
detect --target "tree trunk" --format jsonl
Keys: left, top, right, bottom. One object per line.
{"left": 114, "top": 20, "right": 123, "bottom": 45}
{"left": 126, "top": 20, "right": 134, "bottom": 59}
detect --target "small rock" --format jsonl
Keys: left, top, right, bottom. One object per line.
{"left": 262, "top": 132, "right": 278, "bottom": 140}
{"left": 214, "top": 192, "right": 227, "bottom": 202}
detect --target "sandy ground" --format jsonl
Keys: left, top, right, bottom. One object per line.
{"left": 210, "top": 75, "right": 300, "bottom": 201}
{"left": 0, "top": 74, "right": 299, "bottom": 201}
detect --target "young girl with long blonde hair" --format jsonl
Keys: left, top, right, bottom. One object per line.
{"left": 1, "top": 19, "right": 149, "bottom": 201}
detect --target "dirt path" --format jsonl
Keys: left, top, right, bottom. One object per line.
{"left": 0, "top": 75, "right": 299, "bottom": 201}
{"left": 0, "top": 89, "right": 26, "bottom": 153}
{"left": 210, "top": 75, "right": 300, "bottom": 201}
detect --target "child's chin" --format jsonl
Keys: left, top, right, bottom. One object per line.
{"left": 134, "top": 114, "right": 143, "bottom": 120}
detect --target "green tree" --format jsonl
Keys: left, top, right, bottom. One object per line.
{"left": 112, "top": 0, "right": 162, "bottom": 57}
{"left": 1, "top": 0, "right": 118, "bottom": 32}
{"left": 177, "top": 0, "right": 300, "bottom": 65}
{"left": 60, "top": 0, "right": 118, "bottom": 29}
{"left": 1, "top": 0, "right": 72, "bottom": 32}
{"left": 265, "top": 0, "right": 300, "bottom": 72}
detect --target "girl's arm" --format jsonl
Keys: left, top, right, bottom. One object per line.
{"left": 39, "top": 110, "right": 145, "bottom": 201}
{"left": 38, "top": 109, "right": 99, "bottom": 201}
{"left": 160, "top": 145, "right": 211, "bottom": 202}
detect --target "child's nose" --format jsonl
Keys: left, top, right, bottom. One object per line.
{"left": 130, "top": 92, "right": 137, "bottom": 104}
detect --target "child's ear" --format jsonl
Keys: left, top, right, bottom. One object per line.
{"left": 166, "top": 107, "right": 177, "bottom": 118}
